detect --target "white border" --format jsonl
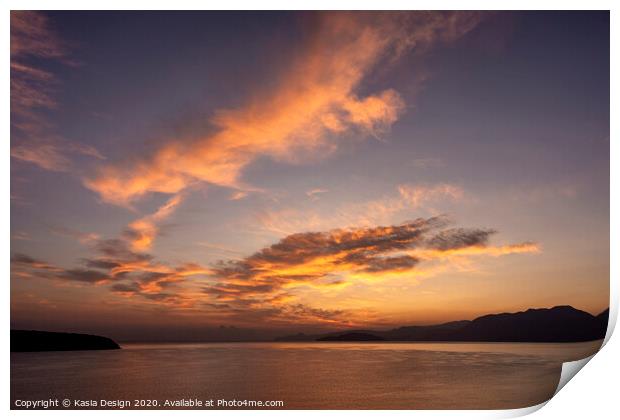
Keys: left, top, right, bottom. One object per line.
{"left": 3, "top": 2, "right": 616, "bottom": 419}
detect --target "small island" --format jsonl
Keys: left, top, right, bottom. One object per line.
{"left": 11, "top": 330, "right": 121, "bottom": 352}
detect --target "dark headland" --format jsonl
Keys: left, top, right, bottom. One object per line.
{"left": 11, "top": 330, "right": 121, "bottom": 352}
{"left": 278, "top": 306, "right": 610, "bottom": 343}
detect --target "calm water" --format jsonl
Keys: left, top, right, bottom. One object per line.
{"left": 11, "top": 340, "right": 603, "bottom": 409}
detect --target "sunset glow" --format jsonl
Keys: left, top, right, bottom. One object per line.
{"left": 11, "top": 11, "right": 609, "bottom": 340}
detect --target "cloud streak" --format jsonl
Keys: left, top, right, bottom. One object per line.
{"left": 11, "top": 11, "right": 104, "bottom": 172}
{"left": 84, "top": 12, "right": 483, "bottom": 206}
{"left": 12, "top": 234, "right": 211, "bottom": 305}
{"left": 255, "top": 183, "right": 465, "bottom": 236}
{"left": 11, "top": 213, "right": 539, "bottom": 327}
{"left": 203, "top": 216, "right": 538, "bottom": 324}
{"left": 123, "top": 194, "right": 184, "bottom": 251}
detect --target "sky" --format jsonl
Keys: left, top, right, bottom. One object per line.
{"left": 10, "top": 11, "right": 609, "bottom": 341}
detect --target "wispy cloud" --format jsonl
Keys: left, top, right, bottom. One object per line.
{"left": 12, "top": 236, "right": 211, "bottom": 306}
{"left": 397, "top": 183, "right": 463, "bottom": 208}
{"left": 11, "top": 11, "right": 69, "bottom": 59}
{"left": 11, "top": 231, "right": 31, "bottom": 241}
{"left": 123, "top": 194, "right": 184, "bottom": 251}
{"left": 49, "top": 226, "right": 100, "bottom": 244}
{"left": 229, "top": 191, "right": 249, "bottom": 201}
{"left": 255, "top": 183, "right": 465, "bottom": 236}
{"left": 84, "top": 12, "right": 483, "bottom": 206}
{"left": 11, "top": 11, "right": 104, "bottom": 172}
{"left": 306, "top": 188, "right": 329, "bottom": 200}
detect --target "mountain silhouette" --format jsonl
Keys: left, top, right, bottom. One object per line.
{"left": 11, "top": 330, "right": 121, "bottom": 352}
{"left": 445, "top": 306, "right": 607, "bottom": 342}
{"left": 596, "top": 308, "right": 609, "bottom": 324}
{"left": 278, "top": 306, "right": 609, "bottom": 343}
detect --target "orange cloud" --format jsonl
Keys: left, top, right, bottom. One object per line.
{"left": 12, "top": 236, "right": 212, "bottom": 306}
{"left": 12, "top": 214, "right": 538, "bottom": 327}
{"left": 203, "top": 216, "right": 539, "bottom": 324}
{"left": 124, "top": 194, "right": 184, "bottom": 251}
{"left": 85, "top": 12, "right": 483, "bottom": 206}
{"left": 412, "top": 242, "right": 541, "bottom": 260}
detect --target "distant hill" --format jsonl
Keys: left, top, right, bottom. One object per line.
{"left": 277, "top": 306, "right": 609, "bottom": 343}
{"left": 11, "top": 330, "right": 121, "bottom": 352}
{"left": 318, "top": 332, "right": 385, "bottom": 341}
{"left": 384, "top": 320, "right": 471, "bottom": 341}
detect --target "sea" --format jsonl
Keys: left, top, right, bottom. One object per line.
{"left": 11, "top": 340, "right": 603, "bottom": 410}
